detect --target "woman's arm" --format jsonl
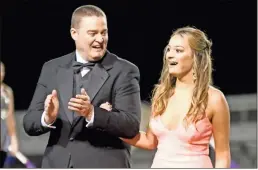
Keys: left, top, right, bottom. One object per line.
{"left": 100, "top": 102, "right": 158, "bottom": 150}
{"left": 6, "top": 86, "right": 19, "bottom": 154}
{"left": 211, "top": 89, "right": 231, "bottom": 168}
{"left": 121, "top": 127, "right": 158, "bottom": 150}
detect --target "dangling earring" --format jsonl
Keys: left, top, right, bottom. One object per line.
{"left": 193, "top": 70, "right": 197, "bottom": 82}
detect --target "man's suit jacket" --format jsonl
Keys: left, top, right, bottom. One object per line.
{"left": 23, "top": 51, "right": 141, "bottom": 168}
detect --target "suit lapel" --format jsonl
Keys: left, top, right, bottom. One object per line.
{"left": 56, "top": 53, "right": 75, "bottom": 125}
{"left": 57, "top": 67, "right": 74, "bottom": 124}
{"left": 86, "top": 64, "right": 109, "bottom": 102}
{"left": 80, "top": 50, "right": 115, "bottom": 102}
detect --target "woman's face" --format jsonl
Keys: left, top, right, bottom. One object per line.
{"left": 166, "top": 34, "right": 194, "bottom": 78}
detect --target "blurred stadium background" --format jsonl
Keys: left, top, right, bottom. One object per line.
{"left": 2, "top": 94, "right": 256, "bottom": 168}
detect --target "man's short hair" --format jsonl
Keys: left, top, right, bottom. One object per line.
{"left": 71, "top": 5, "right": 106, "bottom": 29}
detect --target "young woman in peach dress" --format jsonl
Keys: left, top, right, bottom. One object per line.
{"left": 101, "top": 26, "right": 231, "bottom": 168}
{"left": 0, "top": 62, "right": 19, "bottom": 167}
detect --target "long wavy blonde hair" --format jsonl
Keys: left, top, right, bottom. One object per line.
{"left": 151, "top": 26, "right": 213, "bottom": 128}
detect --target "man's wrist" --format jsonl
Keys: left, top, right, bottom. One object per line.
{"left": 44, "top": 115, "right": 56, "bottom": 125}
{"left": 86, "top": 105, "right": 94, "bottom": 120}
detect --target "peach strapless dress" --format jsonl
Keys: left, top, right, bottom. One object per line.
{"left": 149, "top": 115, "right": 213, "bottom": 168}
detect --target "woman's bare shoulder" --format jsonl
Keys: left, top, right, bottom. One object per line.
{"left": 208, "top": 86, "right": 229, "bottom": 116}
{"left": 208, "top": 86, "right": 226, "bottom": 103}
{"left": 3, "top": 83, "right": 13, "bottom": 94}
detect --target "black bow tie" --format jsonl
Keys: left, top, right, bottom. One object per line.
{"left": 72, "top": 61, "right": 96, "bottom": 74}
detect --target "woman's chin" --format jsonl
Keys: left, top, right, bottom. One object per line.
{"left": 169, "top": 71, "right": 179, "bottom": 77}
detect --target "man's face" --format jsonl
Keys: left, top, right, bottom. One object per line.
{"left": 71, "top": 16, "right": 108, "bottom": 61}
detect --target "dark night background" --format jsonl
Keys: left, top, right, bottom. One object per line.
{"left": 1, "top": 0, "right": 257, "bottom": 110}
{"left": 0, "top": 0, "right": 256, "bottom": 168}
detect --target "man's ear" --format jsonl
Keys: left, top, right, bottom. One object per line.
{"left": 70, "top": 28, "right": 78, "bottom": 41}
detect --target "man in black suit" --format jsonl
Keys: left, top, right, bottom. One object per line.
{"left": 23, "top": 5, "right": 141, "bottom": 168}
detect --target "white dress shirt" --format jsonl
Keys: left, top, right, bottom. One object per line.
{"left": 41, "top": 51, "right": 95, "bottom": 128}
